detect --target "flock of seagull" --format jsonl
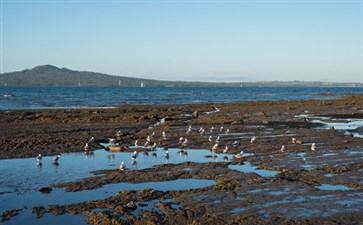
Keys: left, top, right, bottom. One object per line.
{"left": 109, "top": 124, "right": 317, "bottom": 171}
{"left": 35, "top": 124, "right": 317, "bottom": 170}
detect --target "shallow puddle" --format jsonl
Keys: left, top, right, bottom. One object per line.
{"left": 314, "top": 184, "right": 355, "bottom": 191}
{"left": 298, "top": 114, "right": 363, "bottom": 138}
{"left": 1, "top": 146, "right": 274, "bottom": 223}
{"left": 228, "top": 164, "right": 278, "bottom": 177}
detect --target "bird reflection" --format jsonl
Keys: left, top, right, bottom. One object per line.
{"left": 132, "top": 160, "right": 137, "bottom": 169}
{"left": 107, "top": 153, "right": 115, "bottom": 163}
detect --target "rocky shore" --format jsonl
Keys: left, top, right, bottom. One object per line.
{"left": 1, "top": 94, "right": 362, "bottom": 224}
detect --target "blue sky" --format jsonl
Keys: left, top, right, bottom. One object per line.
{"left": 1, "top": 0, "right": 362, "bottom": 82}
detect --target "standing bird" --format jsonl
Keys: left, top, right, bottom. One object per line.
{"left": 134, "top": 140, "right": 140, "bottom": 147}
{"left": 233, "top": 151, "right": 244, "bottom": 159}
{"left": 36, "top": 153, "right": 42, "bottom": 162}
{"left": 292, "top": 138, "right": 297, "bottom": 144}
{"left": 88, "top": 137, "right": 95, "bottom": 144}
{"left": 186, "top": 125, "right": 192, "bottom": 134}
{"left": 164, "top": 150, "right": 169, "bottom": 159}
{"left": 84, "top": 143, "right": 90, "bottom": 152}
{"left": 212, "top": 143, "right": 218, "bottom": 152}
{"left": 150, "top": 143, "right": 157, "bottom": 151}
{"left": 162, "top": 131, "right": 167, "bottom": 139}
{"left": 232, "top": 141, "right": 240, "bottom": 147}
{"left": 223, "top": 146, "right": 228, "bottom": 154}
{"left": 179, "top": 137, "right": 184, "bottom": 144}
{"left": 200, "top": 129, "right": 205, "bottom": 135}
{"left": 311, "top": 143, "right": 316, "bottom": 151}
{"left": 52, "top": 154, "right": 61, "bottom": 164}
{"left": 182, "top": 138, "right": 188, "bottom": 146}
{"left": 131, "top": 151, "right": 138, "bottom": 160}
{"left": 250, "top": 136, "right": 256, "bottom": 144}
{"left": 119, "top": 162, "right": 126, "bottom": 171}
{"left": 225, "top": 129, "right": 230, "bottom": 135}
{"left": 280, "top": 145, "right": 286, "bottom": 153}
{"left": 208, "top": 136, "right": 213, "bottom": 142}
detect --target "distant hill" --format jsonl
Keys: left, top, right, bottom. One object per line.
{"left": 0, "top": 65, "right": 362, "bottom": 87}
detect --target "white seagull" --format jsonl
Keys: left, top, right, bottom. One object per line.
{"left": 311, "top": 143, "right": 316, "bottom": 151}
{"left": 131, "top": 151, "right": 138, "bottom": 160}
{"left": 212, "top": 143, "right": 218, "bottom": 152}
{"left": 280, "top": 145, "right": 285, "bottom": 152}
{"left": 223, "top": 146, "right": 228, "bottom": 154}
{"left": 250, "top": 136, "right": 256, "bottom": 144}
{"left": 119, "top": 162, "right": 126, "bottom": 171}
{"left": 36, "top": 153, "right": 42, "bottom": 162}
{"left": 292, "top": 138, "right": 297, "bottom": 144}
{"left": 52, "top": 154, "right": 61, "bottom": 164}
{"left": 233, "top": 151, "right": 244, "bottom": 159}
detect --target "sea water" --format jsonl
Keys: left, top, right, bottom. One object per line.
{"left": 1, "top": 86, "right": 362, "bottom": 110}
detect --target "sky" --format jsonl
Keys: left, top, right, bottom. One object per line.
{"left": 1, "top": 0, "right": 362, "bottom": 83}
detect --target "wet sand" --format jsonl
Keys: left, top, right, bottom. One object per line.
{"left": 1, "top": 94, "right": 363, "bottom": 224}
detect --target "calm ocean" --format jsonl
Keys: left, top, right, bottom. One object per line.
{"left": 0, "top": 86, "right": 362, "bottom": 110}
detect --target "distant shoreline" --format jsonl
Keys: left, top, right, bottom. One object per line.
{"left": 1, "top": 65, "right": 362, "bottom": 87}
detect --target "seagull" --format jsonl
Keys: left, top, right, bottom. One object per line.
{"left": 225, "top": 129, "right": 230, "bottom": 135}
{"left": 216, "top": 136, "right": 220, "bottom": 143}
{"left": 88, "top": 137, "right": 95, "bottom": 144}
{"left": 200, "top": 129, "right": 205, "bottom": 135}
{"left": 115, "top": 130, "right": 122, "bottom": 137}
{"left": 109, "top": 138, "right": 116, "bottom": 144}
{"left": 292, "top": 138, "right": 297, "bottom": 144}
{"left": 182, "top": 138, "right": 188, "bottom": 146}
{"left": 232, "top": 140, "right": 240, "bottom": 147}
{"left": 119, "top": 162, "right": 126, "bottom": 171}
{"left": 220, "top": 126, "right": 224, "bottom": 132}
{"left": 311, "top": 143, "right": 316, "bottom": 151}
{"left": 179, "top": 137, "right": 184, "bottom": 144}
{"left": 186, "top": 125, "right": 192, "bottom": 134}
{"left": 233, "top": 151, "right": 244, "bottom": 159}
{"left": 131, "top": 151, "right": 138, "bottom": 160}
{"left": 162, "top": 131, "right": 167, "bottom": 139}
{"left": 164, "top": 150, "right": 169, "bottom": 158}
{"left": 36, "top": 153, "right": 42, "bottom": 162}
{"left": 84, "top": 143, "right": 89, "bottom": 152}
{"left": 150, "top": 143, "right": 157, "bottom": 151}
{"left": 223, "top": 146, "right": 228, "bottom": 154}
{"left": 210, "top": 127, "right": 215, "bottom": 133}
{"left": 52, "top": 154, "right": 61, "bottom": 164}
{"left": 208, "top": 136, "right": 213, "bottom": 142}
{"left": 199, "top": 127, "right": 204, "bottom": 132}
{"left": 250, "top": 136, "right": 256, "bottom": 144}
{"left": 134, "top": 140, "right": 139, "bottom": 147}
{"left": 222, "top": 156, "right": 228, "bottom": 162}
{"left": 146, "top": 135, "right": 151, "bottom": 142}
{"left": 212, "top": 143, "right": 218, "bottom": 152}
{"left": 144, "top": 141, "right": 150, "bottom": 148}
{"left": 280, "top": 145, "right": 286, "bottom": 153}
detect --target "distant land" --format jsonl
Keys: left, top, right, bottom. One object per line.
{"left": 0, "top": 65, "right": 362, "bottom": 87}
